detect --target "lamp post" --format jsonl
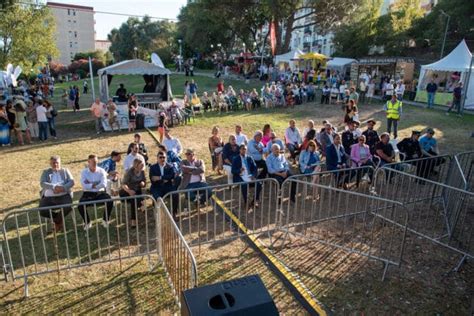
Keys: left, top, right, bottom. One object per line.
{"left": 178, "top": 39, "right": 183, "bottom": 72}
{"left": 133, "top": 46, "right": 138, "bottom": 59}
{"left": 243, "top": 42, "right": 246, "bottom": 53}
{"left": 440, "top": 10, "right": 450, "bottom": 59}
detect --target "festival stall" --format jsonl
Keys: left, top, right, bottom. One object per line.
{"left": 326, "top": 57, "right": 357, "bottom": 79}
{"left": 415, "top": 40, "right": 474, "bottom": 109}
{"left": 351, "top": 57, "right": 414, "bottom": 88}
{"left": 97, "top": 59, "right": 174, "bottom": 131}
{"left": 274, "top": 49, "right": 304, "bottom": 71}
{"left": 297, "top": 52, "right": 328, "bottom": 70}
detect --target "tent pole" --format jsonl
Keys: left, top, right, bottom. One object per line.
{"left": 461, "top": 56, "right": 473, "bottom": 114}
{"left": 89, "top": 57, "right": 96, "bottom": 101}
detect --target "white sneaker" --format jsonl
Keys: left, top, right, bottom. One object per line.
{"left": 84, "top": 222, "right": 93, "bottom": 231}
{"left": 102, "top": 219, "right": 111, "bottom": 228}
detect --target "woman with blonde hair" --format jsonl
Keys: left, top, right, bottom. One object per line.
{"left": 119, "top": 158, "right": 146, "bottom": 227}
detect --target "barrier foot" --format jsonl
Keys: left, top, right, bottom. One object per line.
{"left": 381, "top": 262, "right": 390, "bottom": 282}
{"left": 453, "top": 254, "right": 468, "bottom": 272}
{"left": 23, "top": 275, "right": 29, "bottom": 298}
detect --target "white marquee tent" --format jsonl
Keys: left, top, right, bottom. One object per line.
{"left": 98, "top": 59, "right": 172, "bottom": 103}
{"left": 274, "top": 49, "right": 304, "bottom": 70}
{"left": 416, "top": 40, "right": 474, "bottom": 109}
{"left": 326, "top": 57, "right": 357, "bottom": 71}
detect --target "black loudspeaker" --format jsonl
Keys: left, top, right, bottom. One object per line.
{"left": 135, "top": 113, "right": 145, "bottom": 129}
{"left": 181, "top": 274, "right": 278, "bottom": 316}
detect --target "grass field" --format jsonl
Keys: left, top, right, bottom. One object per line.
{"left": 1, "top": 73, "right": 473, "bottom": 314}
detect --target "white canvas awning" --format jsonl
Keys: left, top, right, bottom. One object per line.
{"left": 417, "top": 40, "right": 474, "bottom": 109}
{"left": 97, "top": 59, "right": 172, "bottom": 102}
{"left": 98, "top": 59, "right": 171, "bottom": 76}
{"left": 326, "top": 57, "right": 357, "bottom": 71}
{"left": 274, "top": 49, "right": 304, "bottom": 70}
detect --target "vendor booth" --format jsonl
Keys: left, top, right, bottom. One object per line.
{"left": 97, "top": 59, "right": 175, "bottom": 131}
{"left": 351, "top": 57, "right": 415, "bottom": 90}
{"left": 415, "top": 40, "right": 474, "bottom": 109}
{"left": 326, "top": 57, "right": 357, "bottom": 80}
{"left": 296, "top": 52, "right": 328, "bottom": 71}
{"left": 98, "top": 59, "right": 172, "bottom": 104}
{"left": 274, "top": 49, "right": 304, "bottom": 71}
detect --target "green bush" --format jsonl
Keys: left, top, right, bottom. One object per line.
{"left": 196, "top": 59, "right": 215, "bottom": 70}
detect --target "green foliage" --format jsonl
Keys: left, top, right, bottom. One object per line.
{"left": 408, "top": 0, "right": 474, "bottom": 57}
{"left": 334, "top": 0, "right": 473, "bottom": 59}
{"left": 0, "top": 1, "right": 58, "bottom": 70}
{"left": 108, "top": 16, "right": 176, "bottom": 63}
{"left": 195, "top": 59, "right": 215, "bottom": 70}
{"left": 73, "top": 50, "right": 106, "bottom": 63}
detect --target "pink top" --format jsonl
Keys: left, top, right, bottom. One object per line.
{"left": 262, "top": 134, "right": 271, "bottom": 146}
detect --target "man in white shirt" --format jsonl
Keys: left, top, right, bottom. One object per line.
{"left": 36, "top": 100, "right": 48, "bottom": 141}
{"left": 78, "top": 154, "right": 114, "bottom": 229}
{"left": 339, "top": 80, "right": 347, "bottom": 101}
{"left": 162, "top": 130, "right": 183, "bottom": 155}
{"left": 124, "top": 143, "right": 146, "bottom": 172}
{"left": 235, "top": 125, "right": 248, "bottom": 146}
{"left": 39, "top": 156, "right": 75, "bottom": 232}
{"left": 284, "top": 119, "right": 302, "bottom": 162}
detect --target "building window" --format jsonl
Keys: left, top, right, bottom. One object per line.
{"left": 74, "top": 31, "right": 77, "bottom": 38}
{"left": 69, "top": 42, "right": 73, "bottom": 48}
{"left": 68, "top": 9, "right": 70, "bottom": 15}
{"left": 323, "top": 39, "right": 327, "bottom": 45}
{"left": 73, "top": 10, "right": 76, "bottom": 16}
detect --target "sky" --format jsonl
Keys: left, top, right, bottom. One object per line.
{"left": 46, "top": 0, "right": 187, "bottom": 40}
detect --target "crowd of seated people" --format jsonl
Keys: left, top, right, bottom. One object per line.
{"left": 38, "top": 115, "right": 445, "bottom": 233}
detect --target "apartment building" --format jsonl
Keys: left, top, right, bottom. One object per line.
{"left": 95, "top": 40, "right": 111, "bottom": 53}
{"left": 47, "top": 2, "right": 95, "bottom": 65}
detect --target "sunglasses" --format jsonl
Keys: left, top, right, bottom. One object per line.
{"left": 186, "top": 152, "right": 193, "bottom": 156}
{"left": 158, "top": 156, "right": 165, "bottom": 159}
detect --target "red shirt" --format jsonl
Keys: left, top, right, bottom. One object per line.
{"left": 217, "top": 82, "right": 224, "bottom": 93}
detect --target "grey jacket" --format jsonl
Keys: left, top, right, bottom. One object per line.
{"left": 180, "top": 159, "right": 205, "bottom": 189}
{"left": 40, "top": 168, "right": 75, "bottom": 197}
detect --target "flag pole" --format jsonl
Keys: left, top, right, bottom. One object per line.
{"left": 89, "top": 56, "right": 96, "bottom": 101}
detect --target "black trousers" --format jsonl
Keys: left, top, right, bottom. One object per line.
{"left": 39, "top": 194, "right": 73, "bottom": 224}
{"left": 78, "top": 191, "right": 114, "bottom": 224}
{"left": 119, "top": 189, "right": 143, "bottom": 220}
{"left": 415, "top": 153, "right": 446, "bottom": 179}
{"left": 255, "top": 159, "right": 268, "bottom": 179}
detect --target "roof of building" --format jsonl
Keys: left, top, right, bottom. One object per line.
{"left": 46, "top": 2, "right": 94, "bottom": 11}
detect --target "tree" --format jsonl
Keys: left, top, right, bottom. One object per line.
{"left": 108, "top": 16, "right": 176, "bottom": 63}
{"left": 177, "top": 0, "right": 362, "bottom": 55}
{"left": 49, "top": 61, "right": 68, "bottom": 77}
{"left": 0, "top": 1, "right": 58, "bottom": 70}
{"left": 73, "top": 50, "right": 106, "bottom": 63}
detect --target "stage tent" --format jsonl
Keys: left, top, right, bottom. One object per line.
{"left": 416, "top": 40, "right": 474, "bottom": 109}
{"left": 274, "top": 49, "right": 304, "bottom": 70}
{"left": 98, "top": 59, "right": 172, "bottom": 103}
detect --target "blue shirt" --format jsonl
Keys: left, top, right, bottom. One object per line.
{"left": 419, "top": 135, "right": 437, "bottom": 152}
{"left": 266, "top": 153, "right": 289, "bottom": 174}
{"left": 98, "top": 158, "right": 116, "bottom": 174}
{"left": 266, "top": 139, "right": 285, "bottom": 153}
{"left": 247, "top": 139, "right": 265, "bottom": 161}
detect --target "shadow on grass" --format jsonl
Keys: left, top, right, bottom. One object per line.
{"left": 1, "top": 259, "right": 176, "bottom": 314}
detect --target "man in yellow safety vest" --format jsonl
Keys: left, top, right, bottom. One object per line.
{"left": 384, "top": 94, "right": 402, "bottom": 139}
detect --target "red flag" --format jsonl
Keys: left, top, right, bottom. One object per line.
{"left": 270, "top": 21, "right": 276, "bottom": 55}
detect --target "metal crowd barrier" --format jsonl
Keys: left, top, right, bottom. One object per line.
{"left": 372, "top": 167, "right": 474, "bottom": 270}
{"left": 286, "top": 165, "right": 376, "bottom": 195}
{"left": 454, "top": 151, "right": 474, "bottom": 191}
{"left": 279, "top": 178, "right": 408, "bottom": 280}
{"left": 162, "top": 178, "right": 280, "bottom": 249}
{"left": 381, "top": 154, "right": 452, "bottom": 185}
{"left": 0, "top": 194, "right": 197, "bottom": 300}
{"left": 155, "top": 198, "right": 198, "bottom": 305}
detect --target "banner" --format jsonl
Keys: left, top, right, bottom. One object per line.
{"left": 270, "top": 21, "right": 276, "bottom": 56}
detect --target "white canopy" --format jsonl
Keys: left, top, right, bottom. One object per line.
{"left": 98, "top": 59, "right": 172, "bottom": 102}
{"left": 274, "top": 49, "right": 304, "bottom": 70}
{"left": 98, "top": 59, "right": 171, "bottom": 76}
{"left": 417, "top": 40, "right": 474, "bottom": 109}
{"left": 326, "top": 57, "right": 356, "bottom": 71}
